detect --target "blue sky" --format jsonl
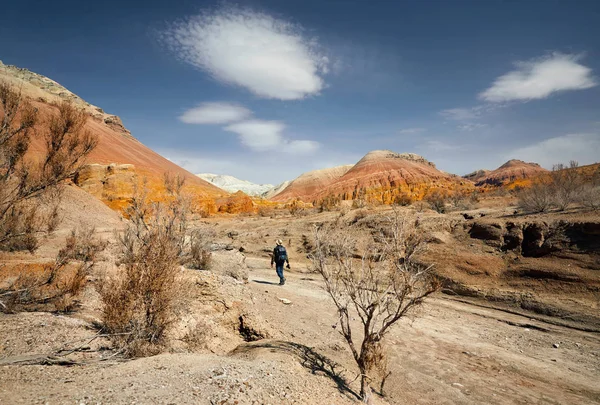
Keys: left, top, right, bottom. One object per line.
{"left": 1, "top": 0, "right": 599, "bottom": 184}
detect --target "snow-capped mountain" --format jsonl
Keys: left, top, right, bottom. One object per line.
{"left": 196, "top": 173, "right": 274, "bottom": 196}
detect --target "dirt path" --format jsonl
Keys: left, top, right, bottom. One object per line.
{"left": 1, "top": 255, "right": 599, "bottom": 404}
{"left": 244, "top": 259, "right": 600, "bottom": 404}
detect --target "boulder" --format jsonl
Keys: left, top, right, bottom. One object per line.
{"left": 209, "top": 250, "right": 249, "bottom": 282}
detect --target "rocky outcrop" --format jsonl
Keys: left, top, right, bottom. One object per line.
{"left": 74, "top": 163, "right": 137, "bottom": 201}
{"left": 465, "top": 219, "right": 600, "bottom": 257}
{"left": 463, "top": 169, "right": 490, "bottom": 183}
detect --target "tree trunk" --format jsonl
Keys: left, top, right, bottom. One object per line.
{"left": 360, "top": 374, "right": 370, "bottom": 403}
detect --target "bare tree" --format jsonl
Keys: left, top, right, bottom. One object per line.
{"left": 310, "top": 210, "right": 439, "bottom": 401}
{"left": 0, "top": 82, "right": 97, "bottom": 251}
{"left": 550, "top": 161, "right": 583, "bottom": 210}
{"left": 578, "top": 165, "right": 600, "bottom": 210}
{"left": 517, "top": 178, "right": 554, "bottom": 213}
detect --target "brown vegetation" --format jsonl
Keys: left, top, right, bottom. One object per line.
{"left": 0, "top": 228, "right": 105, "bottom": 313}
{"left": 518, "top": 161, "right": 600, "bottom": 213}
{"left": 97, "top": 177, "right": 213, "bottom": 357}
{"left": 0, "top": 81, "right": 97, "bottom": 252}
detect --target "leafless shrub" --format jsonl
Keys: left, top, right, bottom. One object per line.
{"left": 258, "top": 206, "right": 274, "bottom": 217}
{"left": 187, "top": 227, "right": 215, "bottom": 270}
{"left": 98, "top": 178, "right": 209, "bottom": 357}
{"left": 424, "top": 189, "right": 448, "bottom": 213}
{"left": 163, "top": 172, "right": 185, "bottom": 195}
{"left": 578, "top": 166, "right": 600, "bottom": 210}
{"left": 393, "top": 192, "right": 413, "bottom": 207}
{"left": 310, "top": 210, "right": 439, "bottom": 400}
{"left": 447, "top": 190, "right": 475, "bottom": 211}
{"left": 518, "top": 161, "right": 594, "bottom": 213}
{"left": 518, "top": 179, "right": 554, "bottom": 213}
{"left": 0, "top": 227, "right": 105, "bottom": 313}
{"left": 550, "top": 161, "right": 583, "bottom": 210}
{"left": 0, "top": 82, "right": 97, "bottom": 252}
{"left": 319, "top": 195, "right": 341, "bottom": 212}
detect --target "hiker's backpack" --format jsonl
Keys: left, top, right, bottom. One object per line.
{"left": 274, "top": 245, "right": 287, "bottom": 263}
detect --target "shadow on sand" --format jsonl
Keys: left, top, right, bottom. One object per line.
{"left": 252, "top": 279, "right": 280, "bottom": 286}
{"left": 231, "top": 340, "right": 360, "bottom": 400}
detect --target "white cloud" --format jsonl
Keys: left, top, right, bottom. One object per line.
{"left": 398, "top": 127, "right": 426, "bottom": 135}
{"left": 286, "top": 140, "right": 320, "bottom": 154}
{"left": 179, "top": 102, "right": 251, "bottom": 124}
{"left": 479, "top": 53, "right": 597, "bottom": 102}
{"left": 164, "top": 7, "right": 328, "bottom": 100}
{"left": 225, "top": 120, "right": 285, "bottom": 151}
{"left": 439, "top": 108, "right": 478, "bottom": 121}
{"left": 224, "top": 119, "right": 319, "bottom": 153}
{"left": 509, "top": 133, "right": 600, "bottom": 168}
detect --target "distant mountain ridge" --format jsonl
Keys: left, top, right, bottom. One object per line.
{"left": 197, "top": 173, "right": 274, "bottom": 196}
{"left": 271, "top": 165, "right": 354, "bottom": 202}
{"left": 467, "top": 159, "right": 549, "bottom": 187}
{"left": 271, "top": 150, "right": 472, "bottom": 204}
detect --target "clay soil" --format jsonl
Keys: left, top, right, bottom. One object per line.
{"left": 1, "top": 198, "right": 599, "bottom": 405}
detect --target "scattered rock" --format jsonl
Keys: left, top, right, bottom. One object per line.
{"left": 553, "top": 343, "right": 560, "bottom": 349}
{"left": 278, "top": 298, "right": 292, "bottom": 305}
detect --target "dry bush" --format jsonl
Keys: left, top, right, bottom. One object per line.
{"left": 319, "top": 195, "right": 341, "bottom": 212}
{"left": 424, "top": 189, "right": 448, "bottom": 213}
{"left": 518, "top": 161, "right": 593, "bottom": 213}
{"left": 0, "top": 227, "right": 105, "bottom": 313}
{"left": 310, "top": 210, "right": 439, "bottom": 400}
{"left": 257, "top": 206, "right": 274, "bottom": 217}
{"left": 518, "top": 179, "right": 554, "bottom": 213}
{"left": 578, "top": 166, "right": 600, "bottom": 210}
{"left": 550, "top": 161, "right": 584, "bottom": 210}
{"left": 0, "top": 82, "right": 97, "bottom": 252}
{"left": 393, "top": 192, "right": 413, "bottom": 207}
{"left": 447, "top": 191, "right": 471, "bottom": 211}
{"left": 187, "top": 227, "right": 215, "bottom": 270}
{"left": 98, "top": 179, "right": 211, "bottom": 357}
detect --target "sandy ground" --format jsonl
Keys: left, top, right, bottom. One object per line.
{"left": 1, "top": 260, "right": 599, "bottom": 404}
{"left": 1, "top": 201, "right": 599, "bottom": 404}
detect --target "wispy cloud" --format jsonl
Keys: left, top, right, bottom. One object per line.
{"left": 163, "top": 7, "right": 328, "bottom": 100}
{"left": 479, "top": 53, "right": 597, "bottom": 102}
{"left": 509, "top": 133, "right": 600, "bottom": 168}
{"left": 439, "top": 108, "right": 478, "bottom": 121}
{"left": 286, "top": 140, "right": 320, "bottom": 154}
{"left": 457, "top": 123, "right": 487, "bottom": 132}
{"left": 224, "top": 119, "right": 319, "bottom": 153}
{"left": 398, "top": 127, "right": 426, "bottom": 135}
{"left": 423, "top": 140, "right": 460, "bottom": 152}
{"left": 179, "top": 102, "right": 251, "bottom": 124}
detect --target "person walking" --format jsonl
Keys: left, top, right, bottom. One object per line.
{"left": 271, "top": 239, "right": 290, "bottom": 285}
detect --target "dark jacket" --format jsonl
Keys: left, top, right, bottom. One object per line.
{"left": 271, "top": 245, "right": 289, "bottom": 265}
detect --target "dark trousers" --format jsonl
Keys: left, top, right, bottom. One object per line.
{"left": 275, "top": 261, "right": 285, "bottom": 281}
